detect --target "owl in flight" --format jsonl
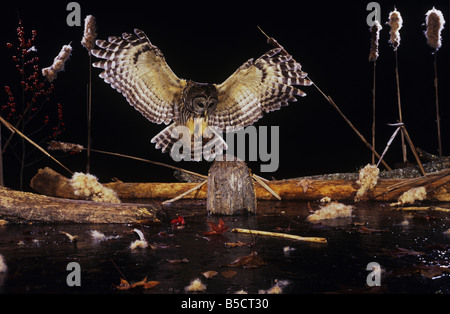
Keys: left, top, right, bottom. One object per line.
{"left": 92, "top": 29, "right": 311, "bottom": 160}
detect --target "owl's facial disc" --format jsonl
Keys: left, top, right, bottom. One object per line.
{"left": 192, "top": 96, "right": 218, "bottom": 116}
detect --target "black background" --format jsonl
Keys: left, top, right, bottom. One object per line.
{"left": 1, "top": 0, "right": 449, "bottom": 189}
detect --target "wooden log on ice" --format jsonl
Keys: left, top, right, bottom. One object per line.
{"left": 0, "top": 187, "right": 158, "bottom": 224}
{"left": 30, "top": 167, "right": 450, "bottom": 202}
{"left": 206, "top": 158, "right": 256, "bottom": 215}
{"left": 30, "top": 167, "right": 81, "bottom": 199}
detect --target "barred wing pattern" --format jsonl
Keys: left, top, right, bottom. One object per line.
{"left": 91, "top": 29, "right": 185, "bottom": 125}
{"left": 211, "top": 48, "right": 312, "bottom": 132}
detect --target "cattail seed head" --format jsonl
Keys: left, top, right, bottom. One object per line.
{"left": 81, "top": 15, "right": 97, "bottom": 54}
{"left": 42, "top": 44, "right": 72, "bottom": 82}
{"left": 388, "top": 8, "right": 403, "bottom": 50}
{"left": 425, "top": 7, "right": 445, "bottom": 52}
{"left": 369, "top": 20, "right": 382, "bottom": 62}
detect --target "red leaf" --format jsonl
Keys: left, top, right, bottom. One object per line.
{"left": 203, "top": 218, "right": 229, "bottom": 235}
{"left": 171, "top": 216, "right": 185, "bottom": 227}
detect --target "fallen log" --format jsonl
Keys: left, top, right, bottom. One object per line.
{"left": 30, "top": 167, "right": 450, "bottom": 202}
{"left": 0, "top": 187, "right": 158, "bottom": 224}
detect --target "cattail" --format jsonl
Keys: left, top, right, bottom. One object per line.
{"left": 355, "top": 164, "right": 380, "bottom": 202}
{"left": 425, "top": 7, "right": 445, "bottom": 52}
{"left": 388, "top": 8, "right": 403, "bottom": 50}
{"left": 47, "top": 140, "right": 84, "bottom": 154}
{"left": 425, "top": 8, "right": 446, "bottom": 157}
{"left": 81, "top": 15, "right": 97, "bottom": 53}
{"left": 388, "top": 8, "right": 407, "bottom": 162}
{"left": 369, "top": 20, "right": 382, "bottom": 164}
{"left": 369, "top": 20, "right": 382, "bottom": 61}
{"left": 42, "top": 44, "right": 72, "bottom": 82}
{"left": 82, "top": 15, "right": 97, "bottom": 173}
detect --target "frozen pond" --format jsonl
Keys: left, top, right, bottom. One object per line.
{"left": 0, "top": 200, "right": 449, "bottom": 294}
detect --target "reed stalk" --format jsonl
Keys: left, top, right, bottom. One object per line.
{"left": 256, "top": 26, "right": 392, "bottom": 171}
{"left": 81, "top": 15, "right": 97, "bottom": 173}
{"left": 87, "top": 55, "right": 92, "bottom": 173}
{"left": 425, "top": 7, "right": 445, "bottom": 157}
{"left": 394, "top": 51, "right": 407, "bottom": 163}
{"left": 371, "top": 61, "right": 377, "bottom": 165}
{"left": 161, "top": 180, "right": 207, "bottom": 205}
{"left": 47, "top": 140, "right": 207, "bottom": 179}
{"left": 0, "top": 126, "right": 3, "bottom": 186}
{"left": 388, "top": 8, "right": 407, "bottom": 163}
{"left": 0, "top": 115, "right": 72, "bottom": 175}
{"left": 369, "top": 21, "right": 382, "bottom": 164}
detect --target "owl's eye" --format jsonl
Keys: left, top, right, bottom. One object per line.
{"left": 193, "top": 97, "right": 206, "bottom": 108}
{"left": 207, "top": 99, "right": 218, "bottom": 108}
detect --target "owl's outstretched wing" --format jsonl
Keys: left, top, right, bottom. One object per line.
{"left": 92, "top": 29, "right": 186, "bottom": 125}
{"left": 210, "top": 48, "right": 311, "bottom": 132}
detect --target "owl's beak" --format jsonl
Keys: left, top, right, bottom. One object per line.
{"left": 203, "top": 109, "right": 208, "bottom": 117}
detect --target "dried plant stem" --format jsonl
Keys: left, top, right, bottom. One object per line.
{"left": 376, "top": 124, "right": 402, "bottom": 168}
{"left": 110, "top": 259, "right": 128, "bottom": 282}
{"left": 0, "top": 115, "right": 72, "bottom": 175}
{"left": 372, "top": 61, "right": 377, "bottom": 164}
{"left": 377, "top": 123, "right": 425, "bottom": 176}
{"left": 398, "top": 206, "right": 450, "bottom": 213}
{"left": 87, "top": 54, "right": 92, "bottom": 173}
{"left": 231, "top": 228, "right": 327, "bottom": 244}
{"left": 88, "top": 147, "right": 207, "bottom": 180}
{"left": 314, "top": 85, "right": 392, "bottom": 171}
{"left": 433, "top": 53, "right": 442, "bottom": 157}
{"left": 161, "top": 180, "right": 207, "bottom": 205}
{"left": 255, "top": 26, "right": 391, "bottom": 171}
{"left": 401, "top": 125, "right": 426, "bottom": 176}
{"left": 394, "top": 50, "right": 407, "bottom": 163}
{"left": 252, "top": 174, "right": 281, "bottom": 200}
{"left": 0, "top": 126, "right": 4, "bottom": 186}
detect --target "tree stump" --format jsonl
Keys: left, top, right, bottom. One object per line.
{"left": 207, "top": 157, "right": 256, "bottom": 215}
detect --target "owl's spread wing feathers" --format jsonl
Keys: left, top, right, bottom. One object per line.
{"left": 210, "top": 48, "right": 312, "bottom": 131}
{"left": 92, "top": 29, "right": 185, "bottom": 125}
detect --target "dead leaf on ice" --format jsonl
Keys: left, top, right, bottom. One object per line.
{"left": 167, "top": 258, "right": 189, "bottom": 264}
{"left": 221, "top": 252, "right": 266, "bottom": 269}
{"left": 203, "top": 218, "right": 229, "bottom": 235}
{"left": 114, "top": 276, "right": 160, "bottom": 291}
{"left": 202, "top": 270, "right": 218, "bottom": 279}
{"left": 225, "top": 241, "right": 252, "bottom": 248}
{"left": 60, "top": 231, "right": 78, "bottom": 243}
{"left": 114, "top": 277, "right": 131, "bottom": 291}
{"left": 221, "top": 270, "right": 237, "bottom": 279}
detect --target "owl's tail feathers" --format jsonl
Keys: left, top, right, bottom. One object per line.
{"left": 151, "top": 123, "right": 228, "bottom": 161}
{"left": 151, "top": 123, "right": 178, "bottom": 154}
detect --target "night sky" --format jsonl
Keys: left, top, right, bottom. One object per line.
{"left": 1, "top": 0, "right": 449, "bottom": 190}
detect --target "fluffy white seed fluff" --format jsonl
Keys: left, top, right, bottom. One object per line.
{"left": 185, "top": 278, "right": 206, "bottom": 292}
{"left": 397, "top": 187, "right": 427, "bottom": 205}
{"left": 307, "top": 202, "right": 354, "bottom": 222}
{"left": 388, "top": 9, "right": 403, "bottom": 50}
{"left": 42, "top": 44, "right": 72, "bottom": 82}
{"left": 0, "top": 255, "right": 7, "bottom": 273}
{"left": 70, "top": 172, "right": 120, "bottom": 203}
{"left": 425, "top": 7, "right": 446, "bottom": 51}
{"left": 355, "top": 164, "right": 380, "bottom": 201}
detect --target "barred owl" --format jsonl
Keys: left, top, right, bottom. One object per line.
{"left": 92, "top": 29, "right": 311, "bottom": 159}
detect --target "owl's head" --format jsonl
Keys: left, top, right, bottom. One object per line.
{"left": 183, "top": 81, "right": 218, "bottom": 117}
